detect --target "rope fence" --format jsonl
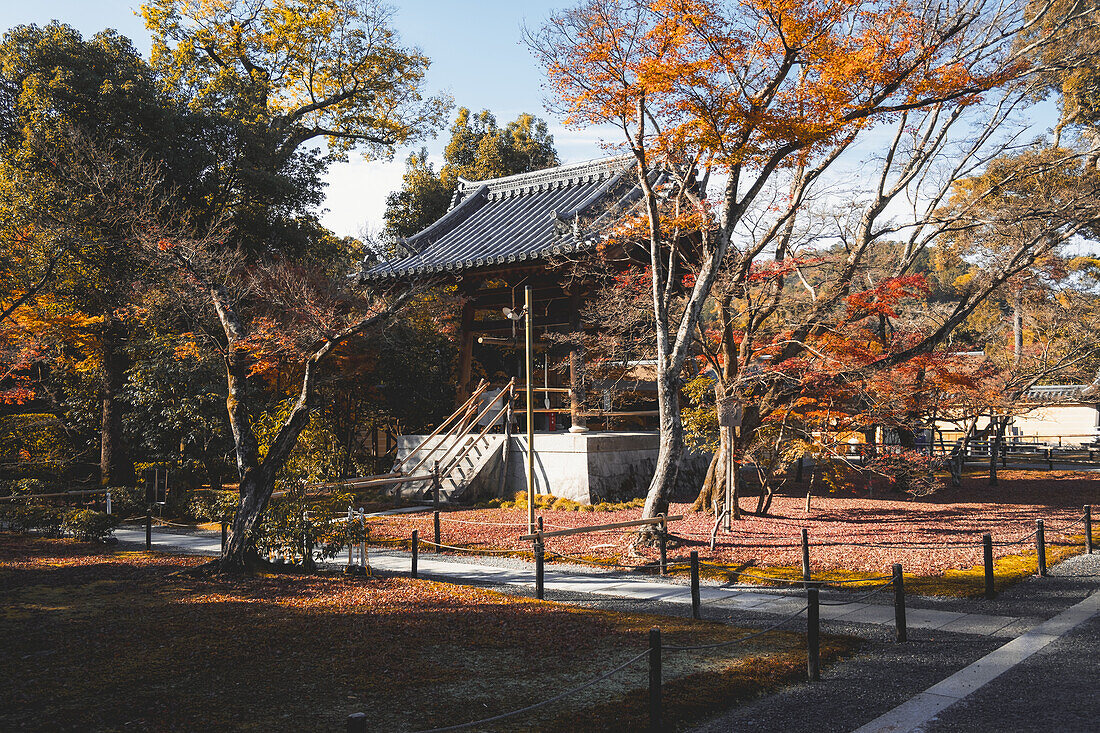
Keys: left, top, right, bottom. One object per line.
{"left": 348, "top": 555, "right": 909, "bottom": 732}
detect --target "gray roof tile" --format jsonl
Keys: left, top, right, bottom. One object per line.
{"left": 364, "top": 156, "right": 641, "bottom": 280}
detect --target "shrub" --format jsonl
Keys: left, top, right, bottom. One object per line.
{"left": 62, "top": 509, "right": 119, "bottom": 542}
{"left": 501, "top": 492, "right": 646, "bottom": 512}
{"left": 189, "top": 490, "right": 239, "bottom": 523}
{"left": 105, "top": 485, "right": 146, "bottom": 519}
{"left": 1, "top": 502, "right": 64, "bottom": 536}
{"left": 864, "top": 449, "right": 943, "bottom": 497}
{"left": 254, "top": 483, "right": 358, "bottom": 567}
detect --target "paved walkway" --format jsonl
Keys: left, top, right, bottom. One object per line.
{"left": 853, "top": 590, "right": 1100, "bottom": 732}
{"left": 113, "top": 526, "right": 1020, "bottom": 637}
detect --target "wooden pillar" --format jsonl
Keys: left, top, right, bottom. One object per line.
{"left": 456, "top": 296, "right": 476, "bottom": 408}
{"left": 568, "top": 293, "right": 587, "bottom": 433}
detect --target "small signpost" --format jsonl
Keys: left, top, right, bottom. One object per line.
{"left": 717, "top": 396, "right": 743, "bottom": 530}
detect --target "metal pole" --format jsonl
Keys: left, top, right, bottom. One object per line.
{"left": 525, "top": 285, "right": 535, "bottom": 536}
{"left": 145, "top": 508, "right": 152, "bottom": 550}
{"left": 432, "top": 461, "right": 440, "bottom": 509}
{"left": 807, "top": 586, "right": 820, "bottom": 681}
{"left": 1036, "top": 519, "right": 1046, "bottom": 577}
{"left": 648, "top": 627, "right": 662, "bottom": 732}
{"left": 105, "top": 491, "right": 112, "bottom": 515}
{"left": 690, "top": 551, "right": 700, "bottom": 620}
{"left": 893, "top": 563, "right": 907, "bottom": 643}
{"left": 347, "top": 507, "right": 353, "bottom": 567}
{"left": 411, "top": 530, "right": 419, "bottom": 578}
{"left": 983, "top": 533, "right": 995, "bottom": 599}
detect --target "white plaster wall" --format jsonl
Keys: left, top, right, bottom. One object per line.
{"left": 936, "top": 405, "right": 1100, "bottom": 445}
{"left": 1008, "top": 405, "right": 1099, "bottom": 443}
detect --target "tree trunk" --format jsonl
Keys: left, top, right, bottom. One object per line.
{"left": 1012, "top": 292, "right": 1023, "bottom": 367}
{"left": 989, "top": 416, "right": 1008, "bottom": 487}
{"left": 692, "top": 440, "right": 724, "bottom": 512}
{"left": 99, "top": 319, "right": 134, "bottom": 486}
{"left": 640, "top": 370, "right": 682, "bottom": 522}
{"left": 220, "top": 400, "right": 312, "bottom": 572}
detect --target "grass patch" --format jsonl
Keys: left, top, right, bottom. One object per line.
{"left": 0, "top": 534, "right": 856, "bottom": 732}
{"left": 668, "top": 534, "right": 1093, "bottom": 598}
{"left": 487, "top": 492, "right": 647, "bottom": 513}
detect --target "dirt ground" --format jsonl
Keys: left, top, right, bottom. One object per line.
{"left": 365, "top": 470, "right": 1098, "bottom": 577}
{"left": 0, "top": 535, "right": 853, "bottom": 732}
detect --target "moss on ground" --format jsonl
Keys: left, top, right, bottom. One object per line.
{"left": 670, "top": 532, "right": 1095, "bottom": 598}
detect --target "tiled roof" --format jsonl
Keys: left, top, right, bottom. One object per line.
{"left": 363, "top": 156, "right": 645, "bottom": 280}
{"left": 1022, "top": 385, "right": 1091, "bottom": 403}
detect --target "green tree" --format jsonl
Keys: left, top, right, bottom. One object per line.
{"left": 383, "top": 108, "right": 559, "bottom": 239}
{"left": 142, "top": 0, "right": 451, "bottom": 256}
{"left": 383, "top": 148, "right": 452, "bottom": 241}
{"left": 141, "top": 0, "right": 449, "bottom": 571}
{"left": 0, "top": 23, "right": 201, "bottom": 485}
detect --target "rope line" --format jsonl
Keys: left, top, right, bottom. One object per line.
{"left": 664, "top": 604, "right": 808, "bottom": 652}
{"left": 1043, "top": 515, "right": 1087, "bottom": 534}
{"left": 419, "top": 540, "right": 528, "bottom": 556}
{"left": 545, "top": 550, "right": 645, "bottom": 571}
{"left": 412, "top": 649, "right": 649, "bottom": 733}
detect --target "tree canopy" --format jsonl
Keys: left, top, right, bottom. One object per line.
{"left": 383, "top": 108, "right": 559, "bottom": 240}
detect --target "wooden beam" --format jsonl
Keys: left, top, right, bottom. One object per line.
{"left": 472, "top": 315, "right": 572, "bottom": 333}
{"left": 520, "top": 515, "right": 684, "bottom": 541}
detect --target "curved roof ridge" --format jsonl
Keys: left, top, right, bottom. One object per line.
{"left": 456, "top": 154, "right": 633, "bottom": 195}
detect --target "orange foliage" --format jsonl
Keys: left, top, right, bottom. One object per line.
{"left": 540, "top": 0, "right": 1010, "bottom": 170}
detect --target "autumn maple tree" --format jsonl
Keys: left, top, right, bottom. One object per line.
{"left": 530, "top": 0, "right": 1094, "bottom": 522}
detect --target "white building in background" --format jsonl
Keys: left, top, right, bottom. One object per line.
{"left": 937, "top": 384, "right": 1100, "bottom": 447}
{"left": 1005, "top": 385, "right": 1100, "bottom": 445}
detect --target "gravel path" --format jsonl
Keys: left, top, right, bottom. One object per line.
{"left": 688, "top": 552, "right": 1100, "bottom": 733}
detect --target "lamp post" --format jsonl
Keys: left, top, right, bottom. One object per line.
{"left": 524, "top": 286, "right": 535, "bottom": 534}
{"left": 501, "top": 286, "right": 536, "bottom": 535}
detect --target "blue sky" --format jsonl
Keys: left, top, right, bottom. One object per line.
{"left": 0, "top": 1, "right": 612, "bottom": 237}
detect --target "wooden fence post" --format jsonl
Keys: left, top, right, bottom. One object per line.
{"left": 983, "top": 533, "right": 995, "bottom": 599}
{"left": 1036, "top": 519, "right": 1046, "bottom": 577}
{"left": 690, "top": 551, "right": 700, "bottom": 620}
{"left": 145, "top": 509, "right": 152, "bottom": 550}
{"left": 801, "top": 528, "right": 811, "bottom": 588}
{"left": 1046, "top": 448, "right": 1053, "bottom": 471}
{"left": 807, "top": 586, "right": 820, "bottom": 681}
{"left": 893, "top": 563, "right": 907, "bottom": 643}
{"left": 433, "top": 511, "right": 441, "bottom": 550}
{"left": 534, "top": 517, "right": 545, "bottom": 600}
{"left": 411, "top": 530, "right": 419, "bottom": 579}
{"left": 649, "top": 627, "right": 662, "bottom": 733}
{"left": 347, "top": 712, "right": 367, "bottom": 732}
{"left": 1085, "top": 505, "right": 1093, "bottom": 555}
{"left": 658, "top": 514, "right": 667, "bottom": 575}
